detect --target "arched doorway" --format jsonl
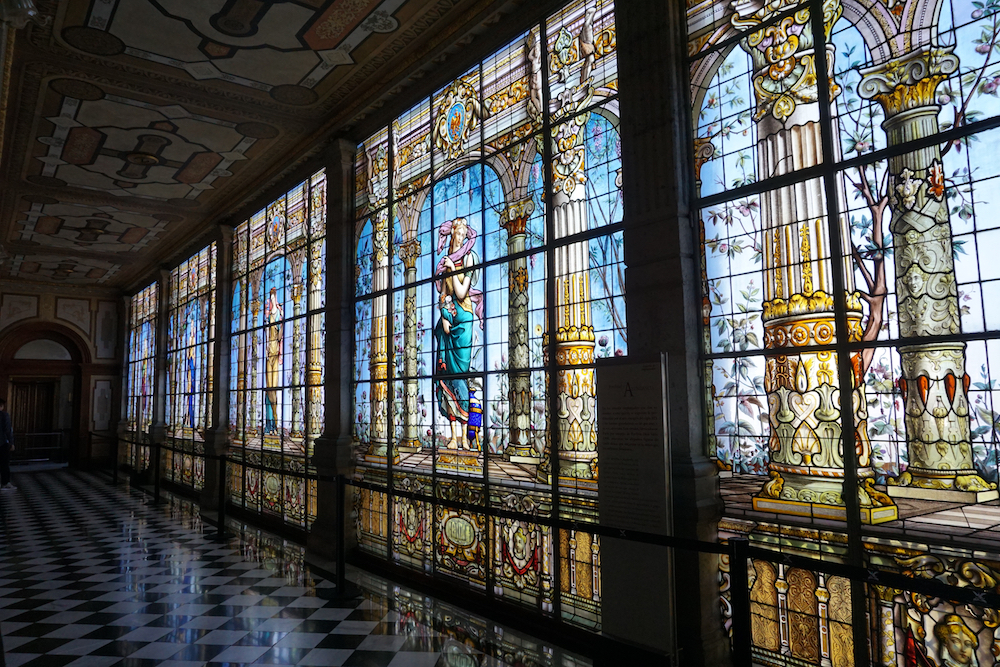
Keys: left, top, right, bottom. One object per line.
{"left": 0, "top": 323, "right": 90, "bottom": 466}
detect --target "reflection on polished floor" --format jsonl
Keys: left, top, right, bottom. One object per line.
{"left": 0, "top": 469, "right": 591, "bottom": 667}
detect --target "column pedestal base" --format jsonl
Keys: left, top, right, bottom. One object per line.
{"left": 435, "top": 450, "right": 481, "bottom": 473}
{"left": 887, "top": 468, "right": 999, "bottom": 503}
{"left": 396, "top": 439, "right": 420, "bottom": 454}
{"left": 887, "top": 485, "right": 999, "bottom": 503}
{"left": 752, "top": 496, "right": 898, "bottom": 524}
{"left": 364, "top": 452, "right": 400, "bottom": 465}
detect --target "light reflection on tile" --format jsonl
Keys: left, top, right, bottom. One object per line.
{"left": 0, "top": 469, "right": 592, "bottom": 667}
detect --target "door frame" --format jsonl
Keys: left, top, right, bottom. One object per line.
{"left": 0, "top": 323, "right": 89, "bottom": 465}
{"left": 9, "top": 377, "right": 62, "bottom": 462}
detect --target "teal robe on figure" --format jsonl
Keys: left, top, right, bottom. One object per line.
{"left": 435, "top": 300, "right": 474, "bottom": 421}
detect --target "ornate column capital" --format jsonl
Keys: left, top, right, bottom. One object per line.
{"left": 499, "top": 198, "right": 535, "bottom": 236}
{"left": 859, "top": 46, "right": 959, "bottom": 115}
{"left": 396, "top": 238, "right": 421, "bottom": 271}
{"left": 731, "top": 0, "right": 843, "bottom": 122}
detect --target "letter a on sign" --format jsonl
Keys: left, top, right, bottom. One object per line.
{"left": 623, "top": 382, "right": 633, "bottom": 397}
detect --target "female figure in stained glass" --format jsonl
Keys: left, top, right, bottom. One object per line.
{"left": 264, "top": 286, "right": 283, "bottom": 434}
{"left": 184, "top": 299, "right": 199, "bottom": 428}
{"left": 139, "top": 355, "right": 148, "bottom": 426}
{"left": 434, "top": 217, "right": 482, "bottom": 449}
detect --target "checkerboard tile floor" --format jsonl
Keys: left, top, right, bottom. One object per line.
{"left": 0, "top": 469, "right": 590, "bottom": 667}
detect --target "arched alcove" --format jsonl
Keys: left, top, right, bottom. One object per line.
{"left": 14, "top": 339, "right": 73, "bottom": 360}
{"left": 0, "top": 322, "right": 91, "bottom": 467}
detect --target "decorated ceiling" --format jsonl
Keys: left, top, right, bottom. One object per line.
{"left": 0, "top": 0, "right": 515, "bottom": 290}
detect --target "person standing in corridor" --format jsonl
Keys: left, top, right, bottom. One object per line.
{"left": 0, "top": 398, "right": 14, "bottom": 491}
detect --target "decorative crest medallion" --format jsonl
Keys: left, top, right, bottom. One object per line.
{"left": 434, "top": 79, "right": 483, "bottom": 160}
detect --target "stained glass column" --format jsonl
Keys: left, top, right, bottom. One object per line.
{"left": 234, "top": 257, "right": 248, "bottom": 439}
{"left": 731, "top": 0, "right": 896, "bottom": 522}
{"left": 397, "top": 237, "right": 421, "bottom": 452}
{"left": 694, "top": 150, "right": 718, "bottom": 473}
{"left": 290, "top": 249, "right": 306, "bottom": 438}
{"left": 874, "top": 585, "right": 897, "bottom": 666}
{"left": 249, "top": 271, "right": 261, "bottom": 440}
{"left": 502, "top": 200, "right": 539, "bottom": 463}
{"left": 366, "top": 208, "right": 391, "bottom": 461}
{"left": 859, "top": 46, "right": 999, "bottom": 501}
{"left": 551, "top": 118, "right": 597, "bottom": 479}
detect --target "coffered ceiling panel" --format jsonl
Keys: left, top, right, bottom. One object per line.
{"left": 64, "top": 0, "right": 404, "bottom": 99}
{"left": 29, "top": 77, "right": 263, "bottom": 202}
{"left": 15, "top": 197, "right": 176, "bottom": 252}
{"left": 3, "top": 254, "right": 120, "bottom": 283}
{"left": 0, "top": 0, "right": 518, "bottom": 289}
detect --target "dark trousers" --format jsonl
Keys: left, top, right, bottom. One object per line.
{"left": 0, "top": 446, "right": 10, "bottom": 486}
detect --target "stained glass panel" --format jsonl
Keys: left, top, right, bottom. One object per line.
{"left": 123, "top": 281, "right": 157, "bottom": 474}
{"left": 691, "top": 0, "right": 1000, "bottom": 662}
{"left": 353, "top": 0, "right": 623, "bottom": 626}
{"left": 483, "top": 32, "right": 540, "bottom": 154}
{"left": 546, "top": 0, "right": 618, "bottom": 118}
{"left": 164, "top": 244, "right": 215, "bottom": 491}
{"left": 229, "top": 169, "right": 326, "bottom": 528}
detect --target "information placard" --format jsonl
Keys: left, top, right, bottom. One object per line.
{"left": 597, "top": 355, "right": 671, "bottom": 535}
{"left": 597, "top": 354, "right": 675, "bottom": 656}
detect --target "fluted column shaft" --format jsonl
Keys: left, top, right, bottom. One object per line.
{"left": 367, "top": 209, "right": 390, "bottom": 458}
{"left": 551, "top": 114, "right": 597, "bottom": 478}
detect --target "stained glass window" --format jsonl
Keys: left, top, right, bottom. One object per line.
{"left": 122, "top": 281, "right": 157, "bottom": 474}
{"left": 353, "top": 0, "right": 621, "bottom": 628}
{"left": 164, "top": 243, "right": 216, "bottom": 492}
{"left": 689, "top": 0, "right": 1000, "bottom": 662}
{"left": 229, "top": 169, "right": 326, "bottom": 528}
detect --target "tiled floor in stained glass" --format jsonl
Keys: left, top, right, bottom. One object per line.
{"left": 722, "top": 473, "right": 1000, "bottom": 548}
{"left": 0, "top": 469, "right": 591, "bottom": 667}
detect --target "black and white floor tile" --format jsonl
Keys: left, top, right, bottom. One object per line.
{"left": 0, "top": 469, "right": 590, "bottom": 667}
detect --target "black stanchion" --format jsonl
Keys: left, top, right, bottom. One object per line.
{"left": 215, "top": 454, "right": 228, "bottom": 541}
{"left": 112, "top": 436, "right": 119, "bottom": 486}
{"left": 728, "top": 538, "right": 753, "bottom": 667}
{"left": 152, "top": 442, "right": 161, "bottom": 505}
{"left": 317, "top": 474, "right": 360, "bottom": 601}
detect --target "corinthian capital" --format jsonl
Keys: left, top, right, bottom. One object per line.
{"left": 859, "top": 46, "right": 959, "bottom": 115}
{"left": 396, "top": 238, "right": 421, "bottom": 271}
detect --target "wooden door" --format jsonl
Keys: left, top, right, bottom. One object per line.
{"left": 10, "top": 380, "right": 58, "bottom": 461}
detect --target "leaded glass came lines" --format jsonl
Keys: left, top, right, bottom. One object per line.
{"left": 164, "top": 243, "right": 216, "bottom": 492}
{"left": 690, "top": 0, "right": 1000, "bottom": 663}
{"left": 352, "top": 0, "right": 623, "bottom": 629}
{"left": 229, "top": 169, "right": 326, "bottom": 528}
